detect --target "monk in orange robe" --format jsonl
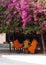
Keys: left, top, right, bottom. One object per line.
{"left": 28, "top": 39, "right": 38, "bottom": 54}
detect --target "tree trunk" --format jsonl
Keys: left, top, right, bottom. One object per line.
{"left": 41, "top": 33, "right": 45, "bottom": 54}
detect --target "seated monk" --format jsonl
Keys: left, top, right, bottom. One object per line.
{"left": 23, "top": 39, "right": 30, "bottom": 49}
{"left": 13, "top": 40, "right": 23, "bottom": 50}
{"left": 23, "top": 39, "right": 30, "bottom": 53}
{"left": 28, "top": 39, "right": 38, "bottom": 54}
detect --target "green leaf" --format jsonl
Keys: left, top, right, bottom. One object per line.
{"left": 0, "top": 6, "right": 2, "bottom": 11}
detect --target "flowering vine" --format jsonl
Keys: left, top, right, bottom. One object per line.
{"left": 0, "top": 0, "right": 46, "bottom": 33}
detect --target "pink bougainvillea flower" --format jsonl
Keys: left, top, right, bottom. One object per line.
{"left": 1, "top": 3, "right": 6, "bottom": 7}
{"left": 36, "top": 31, "right": 41, "bottom": 34}
{"left": 21, "top": 10, "right": 27, "bottom": 19}
{"left": 27, "top": 15, "right": 32, "bottom": 22}
{"left": 44, "top": 5, "right": 46, "bottom": 9}
{"left": 15, "top": 27, "right": 19, "bottom": 31}
{"left": 13, "top": 11, "right": 17, "bottom": 15}
{"left": 43, "top": 9, "right": 46, "bottom": 14}
{"left": 25, "top": 0, "right": 33, "bottom": 2}
{"left": 0, "top": 0, "right": 46, "bottom": 31}
{"left": 8, "top": 3, "right": 14, "bottom": 9}
{"left": 6, "top": 14, "right": 12, "bottom": 19}
{"left": 22, "top": 15, "right": 32, "bottom": 23}
{"left": 0, "top": 0, "right": 11, "bottom": 7}
{"left": 15, "top": 3, "right": 21, "bottom": 12}
{"left": 20, "top": 0, "right": 29, "bottom": 10}
{"left": 22, "top": 22, "right": 26, "bottom": 29}
{"left": 5, "top": 21, "right": 10, "bottom": 26}
{"left": 38, "top": 9, "right": 42, "bottom": 13}
{"left": 34, "top": 10, "right": 38, "bottom": 14}
{"left": 34, "top": 14, "right": 38, "bottom": 21}
{"left": 12, "top": 0, "right": 16, "bottom": 2}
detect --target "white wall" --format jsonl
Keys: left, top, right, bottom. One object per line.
{"left": 0, "top": 33, "right": 6, "bottom": 44}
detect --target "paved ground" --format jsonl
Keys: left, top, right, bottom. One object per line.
{"left": 0, "top": 57, "right": 39, "bottom": 65}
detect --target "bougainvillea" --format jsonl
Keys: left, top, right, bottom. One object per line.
{"left": 0, "top": 0, "right": 46, "bottom": 34}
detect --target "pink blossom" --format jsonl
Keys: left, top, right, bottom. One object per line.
{"left": 13, "top": 11, "right": 17, "bottom": 14}
{"left": 38, "top": 9, "right": 43, "bottom": 13}
{"left": 1, "top": 3, "right": 6, "bottom": 7}
{"left": 6, "top": 14, "right": 12, "bottom": 19}
{"left": 15, "top": 4, "right": 21, "bottom": 12}
{"left": 15, "top": 27, "right": 18, "bottom": 30}
{"left": 21, "top": 10, "right": 27, "bottom": 19}
{"left": 36, "top": 31, "right": 40, "bottom": 34}
{"left": 20, "top": 1, "right": 29, "bottom": 10}
{"left": 34, "top": 14, "right": 37, "bottom": 21}
{"left": 22, "top": 22, "right": 26, "bottom": 29}
{"left": 44, "top": 5, "right": 46, "bottom": 9}
{"left": 22, "top": 15, "right": 31, "bottom": 23}
{"left": 12, "top": 0, "right": 16, "bottom": 2}
{"left": 22, "top": 15, "right": 32, "bottom": 28}
{"left": 8, "top": 3, "right": 14, "bottom": 9}
{"left": 43, "top": 9, "right": 46, "bottom": 14}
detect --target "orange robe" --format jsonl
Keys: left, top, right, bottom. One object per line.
{"left": 13, "top": 40, "right": 23, "bottom": 49}
{"left": 28, "top": 39, "right": 38, "bottom": 54}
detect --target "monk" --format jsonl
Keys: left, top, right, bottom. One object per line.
{"left": 13, "top": 40, "right": 23, "bottom": 50}
{"left": 23, "top": 39, "right": 30, "bottom": 53}
{"left": 28, "top": 39, "right": 38, "bottom": 54}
